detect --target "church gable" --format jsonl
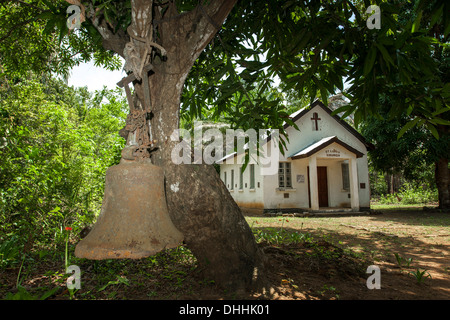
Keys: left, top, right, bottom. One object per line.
{"left": 288, "top": 100, "right": 370, "bottom": 149}
{"left": 281, "top": 100, "right": 369, "bottom": 160}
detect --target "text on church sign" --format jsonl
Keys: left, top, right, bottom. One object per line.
{"left": 325, "top": 148, "right": 341, "bottom": 157}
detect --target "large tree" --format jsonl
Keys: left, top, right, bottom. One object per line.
{"left": 360, "top": 95, "right": 450, "bottom": 199}
{"left": 1, "top": 0, "right": 448, "bottom": 292}
{"left": 358, "top": 1, "right": 450, "bottom": 208}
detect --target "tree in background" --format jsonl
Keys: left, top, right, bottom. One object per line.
{"left": 0, "top": 76, "right": 127, "bottom": 247}
{"left": 359, "top": 1, "right": 449, "bottom": 208}
{"left": 360, "top": 95, "right": 449, "bottom": 202}
{"left": 0, "top": 0, "right": 448, "bottom": 292}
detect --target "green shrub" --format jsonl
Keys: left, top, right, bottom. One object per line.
{"left": 0, "top": 78, "right": 127, "bottom": 249}
{"left": 252, "top": 227, "right": 313, "bottom": 245}
{"left": 398, "top": 183, "right": 437, "bottom": 204}
{"left": 377, "top": 183, "right": 437, "bottom": 205}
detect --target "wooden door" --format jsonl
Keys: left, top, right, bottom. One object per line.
{"left": 308, "top": 166, "right": 329, "bottom": 208}
{"left": 317, "top": 166, "right": 328, "bottom": 207}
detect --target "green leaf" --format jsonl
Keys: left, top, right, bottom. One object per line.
{"left": 41, "top": 0, "right": 57, "bottom": 13}
{"left": 49, "top": 206, "right": 61, "bottom": 213}
{"left": 445, "top": 22, "right": 450, "bottom": 38}
{"left": 429, "top": 117, "right": 450, "bottom": 126}
{"left": 375, "top": 43, "right": 394, "bottom": 68}
{"left": 397, "top": 117, "right": 420, "bottom": 139}
{"left": 43, "top": 18, "right": 57, "bottom": 35}
{"left": 330, "top": 104, "right": 352, "bottom": 116}
{"left": 236, "top": 60, "right": 265, "bottom": 72}
{"left": 411, "top": 10, "right": 422, "bottom": 33}
{"left": 430, "top": 4, "right": 443, "bottom": 27}
{"left": 98, "top": 276, "right": 130, "bottom": 292}
{"left": 39, "top": 287, "right": 60, "bottom": 300}
{"left": 36, "top": 11, "right": 55, "bottom": 21}
{"left": 426, "top": 122, "right": 439, "bottom": 140}
{"left": 56, "top": 16, "right": 68, "bottom": 45}
{"left": 364, "top": 46, "right": 377, "bottom": 76}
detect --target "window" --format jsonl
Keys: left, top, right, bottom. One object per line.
{"left": 231, "top": 169, "right": 234, "bottom": 190}
{"left": 224, "top": 171, "right": 227, "bottom": 188}
{"left": 250, "top": 164, "right": 255, "bottom": 189}
{"left": 341, "top": 162, "right": 350, "bottom": 191}
{"left": 278, "top": 162, "right": 292, "bottom": 188}
{"left": 239, "top": 167, "right": 243, "bottom": 190}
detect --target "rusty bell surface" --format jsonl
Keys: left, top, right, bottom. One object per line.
{"left": 75, "top": 159, "right": 183, "bottom": 260}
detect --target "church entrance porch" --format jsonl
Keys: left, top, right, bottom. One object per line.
{"left": 289, "top": 136, "right": 364, "bottom": 212}
{"left": 303, "top": 157, "right": 358, "bottom": 211}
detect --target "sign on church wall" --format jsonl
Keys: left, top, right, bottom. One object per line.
{"left": 325, "top": 148, "right": 341, "bottom": 157}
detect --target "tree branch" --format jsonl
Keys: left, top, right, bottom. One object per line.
{"left": 84, "top": 1, "right": 129, "bottom": 58}
{"left": 154, "top": 0, "right": 237, "bottom": 69}
{"left": 188, "top": 0, "right": 238, "bottom": 63}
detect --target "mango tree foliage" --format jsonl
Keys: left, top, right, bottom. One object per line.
{"left": 195, "top": 0, "right": 449, "bottom": 133}
{"left": 1, "top": 0, "right": 449, "bottom": 290}
{"left": 0, "top": 0, "right": 447, "bottom": 134}
{"left": 0, "top": 0, "right": 122, "bottom": 79}
{"left": 360, "top": 95, "right": 449, "bottom": 179}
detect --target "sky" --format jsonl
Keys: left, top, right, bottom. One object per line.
{"left": 68, "top": 60, "right": 126, "bottom": 92}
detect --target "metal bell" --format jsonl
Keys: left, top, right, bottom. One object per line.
{"left": 75, "top": 159, "right": 183, "bottom": 260}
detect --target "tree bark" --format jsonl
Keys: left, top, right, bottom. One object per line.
{"left": 147, "top": 3, "right": 267, "bottom": 292}
{"left": 93, "top": 0, "right": 268, "bottom": 292}
{"left": 144, "top": 68, "right": 266, "bottom": 292}
{"left": 435, "top": 125, "right": 450, "bottom": 210}
{"left": 435, "top": 157, "right": 450, "bottom": 210}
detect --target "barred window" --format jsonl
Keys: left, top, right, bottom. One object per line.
{"left": 250, "top": 164, "right": 255, "bottom": 189}
{"left": 278, "top": 162, "right": 292, "bottom": 188}
{"left": 224, "top": 171, "right": 227, "bottom": 188}
{"left": 341, "top": 162, "right": 350, "bottom": 191}
{"left": 239, "top": 167, "right": 243, "bottom": 190}
{"left": 231, "top": 169, "right": 234, "bottom": 190}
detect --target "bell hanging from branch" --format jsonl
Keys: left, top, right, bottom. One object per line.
{"left": 75, "top": 2, "right": 184, "bottom": 260}
{"left": 74, "top": 157, "right": 184, "bottom": 260}
{"left": 75, "top": 113, "right": 183, "bottom": 260}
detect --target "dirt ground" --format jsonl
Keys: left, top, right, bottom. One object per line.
{"left": 247, "top": 208, "right": 450, "bottom": 300}
{"left": 1, "top": 208, "right": 449, "bottom": 302}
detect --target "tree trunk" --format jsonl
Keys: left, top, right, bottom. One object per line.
{"left": 118, "top": 0, "right": 267, "bottom": 292}
{"left": 142, "top": 69, "right": 266, "bottom": 291}
{"left": 385, "top": 172, "right": 392, "bottom": 194}
{"left": 435, "top": 157, "right": 450, "bottom": 210}
{"left": 434, "top": 125, "right": 450, "bottom": 210}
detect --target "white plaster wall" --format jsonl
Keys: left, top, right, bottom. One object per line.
{"left": 357, "top": 154, "right": 370, "bottom": 208}
{"left": 263, "top": 158, "right": 309, "bottom": 209}
{"left": 220, "top": 153, "right": 264, "bottom": 209}
{"left": 262, "top": 105, "right": 371, "bottom": 209}
{"left": 219, "top": 103, "right": 371, "bottom": 210}
{"left": 284, "top": 106, "right": 367, "bottom": 162}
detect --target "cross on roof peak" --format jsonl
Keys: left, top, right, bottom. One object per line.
{"left": 311, "top": 112, "right": 321, "bottom": 131}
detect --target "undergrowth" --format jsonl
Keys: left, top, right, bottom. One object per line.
{"left": 375, "top": 183, "right": 438, "bottom": 205}
{"left": 1, "top": 218, "right": 371, "bottom": 300}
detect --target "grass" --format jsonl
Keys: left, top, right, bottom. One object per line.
{"left": 0, "top": 244, "right": 200, "bottom": 300}
{"left": 370, "top": 203, "right": 432, "bottom": 210}
{"left": 246, "top": 208, "right": 450, "bottom": 266}
{"left": 394, "top": 253, "right": 414, "bottom": 268}
{"left": 2, "top": 207, "right": 449, "bottom": 300}
{"left": 409, "top": 269, "right": 432, "bottom": 284}
{"left": 2, "top": 215, "right": 368, "bottom": 300}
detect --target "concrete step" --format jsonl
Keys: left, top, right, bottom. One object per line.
{"left": 264, "top": 210, "right": 380, "bottom": 218}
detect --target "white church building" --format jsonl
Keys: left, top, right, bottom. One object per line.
{"left": 218, "top": 100, "right": 372, "bottom": 213}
